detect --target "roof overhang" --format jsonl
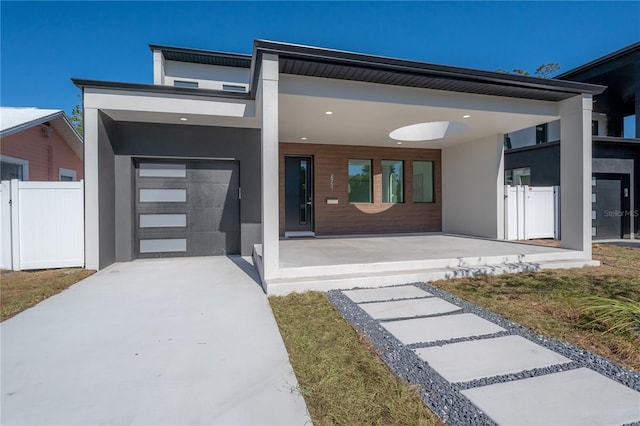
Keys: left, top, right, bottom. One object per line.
{"left": 251, "top": 40, "right": 606, "bottom": 101}
{"left": 149, "top": 44, "right": 252, "bottom": 69}
{"left": 73, "top": 40, "right": 607, "bottom": 148}
{"left": 557, "top": 42, "right": 640, "bottom": 80}
{"left": 75, "top": 79, "right": 259, "bottom": 129}
{"left": 77, "top": 40, "right": 606, "bottom": 104}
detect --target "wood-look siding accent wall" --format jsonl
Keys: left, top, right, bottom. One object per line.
{"left": 280, "top": 143, "right": 442, "bottom": 236}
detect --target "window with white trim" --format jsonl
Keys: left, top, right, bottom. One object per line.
{"left": 0, "top": 155, "right": 29, "bottom": 180}
{"left": 59, "top": 168, "right": 77, "bottom": 181}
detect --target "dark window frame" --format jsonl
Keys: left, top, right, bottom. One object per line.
{"left": 381, "top": 159, "right": 404, "bottom": 204}
{"left": 348, "top": 158, "right": 373, "bottom": 203}
{"left": 174, "top": 80, "right": 199, "bottom": 88}
{"left": 412, "top": 160, "right": 435, "bottom": 203}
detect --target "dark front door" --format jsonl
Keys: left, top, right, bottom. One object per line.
{"left": 592, "top": 174, "right": 630, "bottom": 239}
{"left": 134, "top": 160, "right": 240, "bottom": 258}
{"left": 284, "top": 156, "right": 313, "bottom": 233}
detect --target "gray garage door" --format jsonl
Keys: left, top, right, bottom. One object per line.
{"left": 135, "top": 160, "right": 240, "bottom": 258}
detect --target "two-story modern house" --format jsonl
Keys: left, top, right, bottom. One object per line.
{"left": 74, "top": 40, "right": 603, "bottom": 293}
{"left": 505, "top": 42, "right": 639, "bottom": 240}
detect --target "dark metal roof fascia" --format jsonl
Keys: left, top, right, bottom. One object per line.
{"left": 253, "top": 39, "right": 606, "bottom": 96}
{"left": 0, "top": 111, "right": 64, "bottom": 138}
{"left": 148, "top": 44, "right": 252, "bottom": 68}
{"left": 71, "top": 79, "right": 253, "bottom": 100}
{"left": 593, "top": 135, "right": 640, "bottom": 145}
{"left": 557, "top": 42, "right": 640, "bottom": 79}
{"left": 505, "top": 141, "right": 560, "bottom": 154}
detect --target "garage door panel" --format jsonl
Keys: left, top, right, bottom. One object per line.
{"left": 135, "top": 178, "right": 188, "bottom": 189}
{"left": 189, "top": 232, "right": 240, "bottom": 256}
{"left": 139, "top": 162, "right": 187, "bottom": 178}
{"left": 136, "top": 204, "right": 188, "bottom": 215}
{"left": 139, "top": 238, "right": 187, "bottom": 254}
{"left": 189, "top": 163, "right": 238, "bottom": 184}
{"left": 134, "top": 160, "right": 240, "bottom": 259}
{"left": 139, "top": 214, "right": 188, "bottom": 228}
{"left": 185, "top": 208, "right": 239, "bottom": 232}
{"left": 187, "top": 184, "right": 236, "bottom": 208}
{"left": 137, "top": 228, "right": 188, "bottom": 238}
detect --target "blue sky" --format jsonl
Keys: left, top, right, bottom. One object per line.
{"left": 1, "top": 1, "right": 639, "bottom": 116}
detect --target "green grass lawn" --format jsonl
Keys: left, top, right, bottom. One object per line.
{"left": 270, "top": 292, "right": 441, "bottom": 426}
{"left": 1, "top": 268, "right": 94, "bottom": 321}
{"left": 432, "top": 243, "right": 640, "bottom": 371}
{"left": 269, "top": 243, "right": 639, "bottom": 425}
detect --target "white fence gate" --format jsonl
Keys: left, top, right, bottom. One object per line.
{"left": 505, "top": 185, "right": 559, "bottom": 240}
{"left": 1, "top": 180, "right": 84, "bottom": 271}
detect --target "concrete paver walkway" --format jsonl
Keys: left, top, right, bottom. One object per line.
{"left": 1, "top": 257, "right": 311, "bottom": 425}
{"left": 338, "top": 284, "right": 640, "bottom": 425}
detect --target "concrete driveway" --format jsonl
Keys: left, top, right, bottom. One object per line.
{"left": 1, "top": 257, "right": 311, "bottom": 425}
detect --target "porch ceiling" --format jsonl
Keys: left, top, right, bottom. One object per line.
{"left": 279, "top": 75, "right": 562, "bottom": 149}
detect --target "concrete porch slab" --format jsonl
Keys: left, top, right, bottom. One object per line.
{"left": 358, "top": 297, "right": 461, "bottom": 320}
{"left": 343, "top": 285, "right": 432, "bottom": 303}
{"left": 461, "top": 368, "right": 640, "bottom": 425}
{"left": 382, "top": 313, "right": 505, "bottom": 345}
{"left": 263, "top": 234, "right": 598, "bottom": 294}
{"left": 279, "top": 234, "right": 579, "bottom": 269}
{"left": 415, "top": 335, "right": 571, "bottom": 383}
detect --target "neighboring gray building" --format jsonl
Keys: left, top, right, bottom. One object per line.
{"left": 74, "top": 40, "right": 602, "bottom": 293}
{"left": 505, "top": 42, "right": 640, "bottom": 240}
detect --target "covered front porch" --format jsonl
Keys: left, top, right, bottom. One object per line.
{"left": 256, "top": 52, "right": 600, "bottom": 293}
{"left": 256, "top": 234, "right": 598, "bottom": 294}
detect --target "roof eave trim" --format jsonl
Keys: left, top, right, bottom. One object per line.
{"left": 72, "top": 78, "right": 253, "bottom": 100}
{"left": 253, "top": 39, "right": 606, "bottom": 96}
{"left": 557, "top": 41, "right": 640, "bottom": 79}
{"left": 0, "top": 111, "right": 64, "bottom": 138}
{"left": 148, "top": 44, "right": 252, "bottom": 61}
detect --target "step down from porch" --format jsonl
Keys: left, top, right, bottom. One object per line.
{"left": 265, "top": 258, "right": 599, "bottom": 295}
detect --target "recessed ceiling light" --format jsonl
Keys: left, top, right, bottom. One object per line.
{"left": 180, "top": 117, "right": 188, "bottom": 121}
{"left": 301, "top": 137, "right": 307, "bottom": 140}
{"left": 325, "top": 111, "right": 333, "bottom": 115}
{"left": 463, "top": 114, "right": 471, "bottom": 118}
{"left": 396, "top": 142, "right": 403, "bottom": 145}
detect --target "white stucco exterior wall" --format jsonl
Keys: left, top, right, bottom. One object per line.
{"left": 163, "top": 61, "right": 250, "bottom": 92}
{"left": 442, "top": 135, "right": 505, "bottom": 239}
{"left": 560, "top": 94, "right": 593, "bottom": 258}
{"left": 84, "top": 108, "right": 100, "bottom": 270}
{"left": 548, "top": 120, "right": 560, "bottom": 141}
{"left": 260, "top": 54, "right": 280, "bottom": 281}
{"left": 153, "top": 50, "right": 164, "bottom": 85}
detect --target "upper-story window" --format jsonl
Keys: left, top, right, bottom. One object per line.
{"left": 174, "top": 80, "right": 199, "bottom": 88}
{"left": 222, "top": 84, "right": 246, "bottom": 92}
{"left": 535, "top": 124, "right": 547, "bottom": 144}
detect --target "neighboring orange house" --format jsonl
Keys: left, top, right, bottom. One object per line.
{"left": 0, "top": 107, "right": 83, "bottom": 181}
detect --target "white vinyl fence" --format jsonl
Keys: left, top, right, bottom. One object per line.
{"left": 1, "top": 180, "right": 84, "bottom": 271}
{"left": 505, "top": 185, "right": 560, "bottom": 240}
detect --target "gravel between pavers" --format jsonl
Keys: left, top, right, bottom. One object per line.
{"left": 326, "top": 282, "right": 640, "bottom": 426}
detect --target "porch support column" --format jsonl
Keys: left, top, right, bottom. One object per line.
{"left": 84, "top": 107, "right": 100, "bottom": 270}
{"left": 560, "top": 94, "right": 593, "bottom": 258}
{"left": 153, "top": 49, "right": 165, "bottom": 85}
{"left": 260, "top": 53, "right": 280, "bottom": 282}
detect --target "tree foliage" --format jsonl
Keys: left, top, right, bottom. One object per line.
{"left": 496, "top": 63, "right": 561, "bottom": 78}
{"left": 69, "top": 94, "right": 83, "bottom": 136}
